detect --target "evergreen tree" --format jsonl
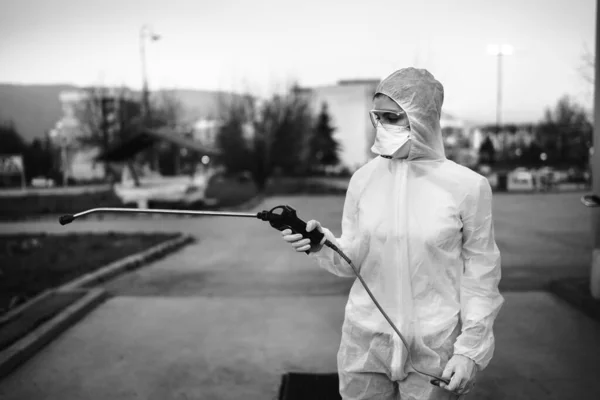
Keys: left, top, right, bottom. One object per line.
{"left": 309, "top": 102, "right": 340, "bottom": 172}
{"left": 478, "top": 135, "right": 496, "bottom": 166}
{"left": 270, "top": 93, "right": 314, "bottom": 176}
{"left": 216, "top": 88, "right": 315, "bottom": 191}
{"left": 216, "top": 102, "right": 251, "bottom": 175}
{"left": 0, "top": 121, "right": 26, "bottom": 154}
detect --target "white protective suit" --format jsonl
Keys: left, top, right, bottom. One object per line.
{"left": 310, "top": 68, "right": 504, "bottom": 400}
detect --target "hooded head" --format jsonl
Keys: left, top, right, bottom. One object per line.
{"left": 374, "top": 67, "right": 446, "bottom": 161}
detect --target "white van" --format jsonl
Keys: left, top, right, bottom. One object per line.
{"left": 507, "top": 168, "right": 535, "bottom": 192}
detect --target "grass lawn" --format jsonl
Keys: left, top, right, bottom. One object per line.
{"left": 0, "top": 190, "right": 123, "bottom": 219}
{"left": 0, "top": 232, "right": 178, "bottom": 314}
{"left": 0, "top": 176, "right": 346, "bottom": 220}
{"left": 203, "top": 175, "right": 346, "bottom": 208}
{"left": 203, "top": 176, "right": 259, "bottom": 208}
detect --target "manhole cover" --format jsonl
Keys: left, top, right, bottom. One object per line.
{"left": 278, "top": 372, "right": 341, "bottom": 400}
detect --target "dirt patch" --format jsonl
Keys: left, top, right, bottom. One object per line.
{"left": 0, "top": 190, "right": 123, "bottom": 220}
{"left": 0, "top": 232, "right": 177, "bottom": 314}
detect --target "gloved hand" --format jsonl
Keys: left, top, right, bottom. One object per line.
{"left": 281, "top": 220, "right": 327, "bottom": 253}
{"left": 440, "top": 354, "right": 478, "bottom": 396}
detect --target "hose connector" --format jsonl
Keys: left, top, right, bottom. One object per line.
{"left": 256, "top": 210, "right": 270, "bottom": 221}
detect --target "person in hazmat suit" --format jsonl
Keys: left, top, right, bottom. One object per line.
{"left": 282, "top": 67, "right": 504, "bottom": 399}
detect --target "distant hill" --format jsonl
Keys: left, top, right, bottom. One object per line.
{"left": 0, "top": 84, "right": 245, "bottom": 144}
{"left": 0, "top": 84, "right": 78, "bottom": 143}
{"left": 161, "top": 89, "right": 245, "bottom": 123}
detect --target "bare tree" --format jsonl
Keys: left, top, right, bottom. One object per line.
{"left": 579, "top": 45, "right": 595, "bottom": 86}
{"left": 216, "top": 86, "right": 315, "bottom": 191}
{"left": 538, "top": 95, "right": 593, "bottom": 168}
{"left": 148, "top": 90, "right": 187, "bottom": 174}
{"left": 75, "top": 87, "right": 187, "bottom": 182}
{"left": 74, "top": 86, "right": 142, "bottom": 182}
{"left": 149, "top": 90, "right": 185, "bottom": 129}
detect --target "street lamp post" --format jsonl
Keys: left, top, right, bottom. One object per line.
{"left": 140, "top": 25, "right": 160, "bottom": 116}
{"left": 139, "top": 25, "right": 161, "bottom": 170}
{"left": 487, "top": 44, "right": 513, "bottom": 128}
{"left": 488, "top": 44, "right": 513, "bottom": 160}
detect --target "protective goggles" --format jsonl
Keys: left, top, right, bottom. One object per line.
{"left": 369, "top": 109, "right": 410, "bottom": 129}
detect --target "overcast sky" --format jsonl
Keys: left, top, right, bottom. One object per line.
{"left": 0, "top": 0, "right": 596, "bottom": 124}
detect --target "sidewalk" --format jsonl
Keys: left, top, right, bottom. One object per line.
{"left": 0, "top": 290, "right": 598, "bottom": 400}
{"left": 469, "top": 292, "right": 600, "bottom": 400}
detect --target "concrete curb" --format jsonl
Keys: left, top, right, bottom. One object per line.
{"left": 0, "top": 290, "right": 55, "bottom": 326}
{"left": 0, "top": 288, "right": 108, "bottom": 381}
{"left": 58, "top": 234, "right": 195, "bottom": 291}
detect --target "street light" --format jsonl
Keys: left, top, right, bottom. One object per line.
{"left": 140, "top": 25, "right": 161, "bottom": 117}
{"left": 487, "top": 44, "right": 513, "bottom": 129}
{"left": 488, "top": 44, "right": 513, "bottom": 161}
{"left": 140, "top": 25, "right": 161, "bottom": 170}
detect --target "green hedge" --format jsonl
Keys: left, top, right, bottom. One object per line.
{"left": 204, "top": 177, "right": 259, "bottom": 208}
{"left": 0, "top": 190, "right": 124, "bottom": 219}
{"left": 0, "top": 177, "right": 348, "bottom": 220}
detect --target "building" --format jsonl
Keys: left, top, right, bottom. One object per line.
{"left": 50, "top": 89, "right": 103, "bottom": 183}
{"left": 299, "top": 80, "right": 477, "bottom": 171}
{"left": 50, "top": 88, "right": 143, "bottom": 183}
{"left": 192, "top": 119, "right": 220, "bottom": 147}
{"left": 191, "top": 118, "right": 254, "bottom": 148}
{"left": 469, "top": 124, "right": 538, "bottom": 166}
{"left": 298, "top": 79, "right": 380, "bottom": 172}
{"left": 440, "top": 112, "right": 476, "bottom": 167}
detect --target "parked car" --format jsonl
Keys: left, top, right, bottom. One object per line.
{"left": 31, "top": 177, "right": 56, "bottom": 188}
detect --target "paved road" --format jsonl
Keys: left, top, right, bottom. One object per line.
{"left": 0, "top": 193, "right": 597, "bottom": 399}
{"left": 1, "top": 292, "right": 598, "bottom": 400}
{"left": 0, "top": 192, "right": 591, "bottom": 292}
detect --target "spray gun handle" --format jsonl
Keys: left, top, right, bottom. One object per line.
{"left": 259, "top": 205, "right": 325, "bottom": 254}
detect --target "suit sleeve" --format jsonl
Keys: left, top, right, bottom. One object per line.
{"left": 309, "top": 176, "right": 361, "bottom": 278}
{"left": 453, "top": 176, "right": 505, "bottom": 370}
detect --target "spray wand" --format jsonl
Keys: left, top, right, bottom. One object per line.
{"left": 59, "top": 205, "right": 450, "bottom": 387}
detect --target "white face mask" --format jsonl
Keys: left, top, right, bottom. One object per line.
{"left": 371, "top": 123, "right": 411, "bottom": 159}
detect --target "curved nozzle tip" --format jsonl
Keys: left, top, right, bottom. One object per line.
{"left": 59, "top": 214, "right": 75, "bottom": 225}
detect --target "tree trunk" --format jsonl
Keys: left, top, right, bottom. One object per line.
{"left": 174, "top": 144, "right": 181, "bottom": 175}
{"left": 253, "top": 175, "right": 267, "bottom": 192}
{"left": 127, "top": 161, "right": 140, "bottom": 187}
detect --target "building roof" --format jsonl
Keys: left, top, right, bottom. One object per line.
{"left": 337, "top": 79, "right": 381, "bottom": 86}
{"left": 96, "top": 127, "right": 221, "bottom": 162}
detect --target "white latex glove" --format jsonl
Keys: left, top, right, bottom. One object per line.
{"left": 440, "top": 354, "right": 478, "bottom": 396}
{"left": 281, "top": 220, "right": 327, "bottom": 253}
